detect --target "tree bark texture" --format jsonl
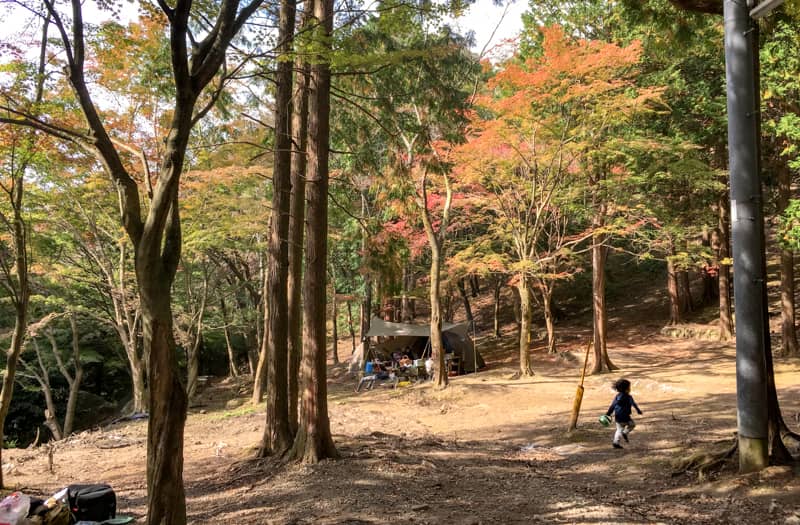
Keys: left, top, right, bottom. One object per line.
{"left": 219, "top": 297, "right": 239, "bottom": 377}
{"left": 540, "top": 283, "right": 556, "bottom": 355}
{"left": 429, "top": 242, "right": 448, "bottom": 388}
{"left": 346, "top": 301, "right": 356, "bottom": 355}
{"left": 58, "top": 314, "right": 83, "bottom": 437}
{"left": 777, "top": 165, "right": 798, "bottom": 356}
{"left": 678, "top": 269, "right": 694, "bottom": 314}
{"left": 493, "top": 278, "right": 502, "bottom": 338}
{"left": 457, "top": 278, "right": 474, "bottom": 328}
{"left": 260, "top": 0, "right": 296, "bottom": 457}
{"left": 288, "top": 54, "right": 310, "bottom": 436}
{"left": 717, "top": 196, "right": 734, "bottom": 341}
{"left": 0, "top": 189, "right": 29, "bottom": 491}
{"left": 252, "top": 265, "right": 269, "bottom": 404}
{"left": 141, "top": 299, "right": 187, "bottom": 525}
{"left": 185, "top": 269, "right": 208, "bottom": 401}
{"left": 667, "top": 253, "right": 681, "bottom": 325}
{"left": 331, "top": 292, "right": 339, "bottom": 364}
{"left": 24, "top": 339, "right": 62, "bottom": 440}
{"left": 591, "top": 239, "right": 615, "bottom": 373}
{"left": 288, "top": 0, "right": 338, "bottom": 462}
{"left": 517, "top": 276, "right": 535, "bottom": 376}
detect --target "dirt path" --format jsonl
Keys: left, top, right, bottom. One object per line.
{"left": 5, "top": 327, "right": 800, "bottom": 524}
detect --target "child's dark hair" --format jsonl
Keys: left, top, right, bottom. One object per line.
{"left": 613, "top": 378, "right": 631, "bottom": 393}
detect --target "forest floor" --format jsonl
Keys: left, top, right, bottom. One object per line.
{"left": 5, "top": 291, "right": 800, "bottom": 524}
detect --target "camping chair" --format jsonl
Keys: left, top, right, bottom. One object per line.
{"left": 355, "top": 374, "right": 377, "bottom": 392}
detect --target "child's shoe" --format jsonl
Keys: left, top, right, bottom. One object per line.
{"left": 622, "top": 433, "right": 629, "bottom": 443}
{"left": 612, "top": 443, "right": 623, "bottom": 449}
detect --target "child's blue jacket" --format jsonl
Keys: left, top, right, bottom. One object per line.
{"left": 606, "top": 392, "right": 642, "bottom": 423}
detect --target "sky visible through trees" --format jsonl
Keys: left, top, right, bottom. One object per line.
{"left": 0, "top": 0, "right": 799, "bottom": 522}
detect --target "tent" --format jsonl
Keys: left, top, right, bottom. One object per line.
{"left": 363, "top": 317, "right": 486, "bottom": 373}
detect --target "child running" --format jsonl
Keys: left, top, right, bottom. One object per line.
{"left": 605, "top": 378, "right": 642, "bottom": 449}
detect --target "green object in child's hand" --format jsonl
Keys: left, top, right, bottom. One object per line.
{"left": 599, "top": 414, "right": 611, "bottom": 427}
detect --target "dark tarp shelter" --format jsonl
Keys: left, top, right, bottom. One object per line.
{"left": 363, "top": 317, "right": 486, "bottom": 373}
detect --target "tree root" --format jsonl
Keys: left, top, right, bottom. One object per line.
{"left": 672, "top": 436, "right": 738, "bottom": 480}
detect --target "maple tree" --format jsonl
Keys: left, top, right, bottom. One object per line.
{"left": 459, "top": 26, "right": 663, "bottom": 374}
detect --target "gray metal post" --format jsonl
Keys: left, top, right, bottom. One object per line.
{"left": 723, "top": 0, "right": 769, "bottom": 472}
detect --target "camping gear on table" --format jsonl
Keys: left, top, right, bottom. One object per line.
{"left": 66, "top": 485, "right": 116, "bottom": 523}
{"left": 364, "top": 318, "right": 485, "bottom": 374}
{"left": 0, "top": 492, "right": 30, "bottom": 525}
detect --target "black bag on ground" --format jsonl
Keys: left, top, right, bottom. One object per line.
{"left": 67, "top": 484, "right": 116, "bottom": 523}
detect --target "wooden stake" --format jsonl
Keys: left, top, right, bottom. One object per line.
{"left": 567, "top": 340, "right": 593, "bottom": 432}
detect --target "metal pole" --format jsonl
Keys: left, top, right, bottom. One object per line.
{"left": 723, "top": 0, "right": 769, "bottom": 472}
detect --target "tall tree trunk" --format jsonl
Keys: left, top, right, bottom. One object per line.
{"left": 591, "top": 237, "right": 615, "bottom": 374}
{"left": 288, "top": 53, "right": 310, "bottom": 437}
{"left": 667, "top": 252, "right": 681, "bottom": 325}
{"left": 540, "top": 282, "right": 556, "bottom": 355}
{"left": 107, "top": 242, "right": 147, "bottom": 413}
{"left": 718, "top": 195, "right": 734, "bottom": 341}
{"left": 361, "top": 273, "right": 373, "bottom": 340}
{"left": 777, "top": 164, "right": 798, "bottom": 356}
{"left": 346, "top": 301, "right": 356, "bottom": 355}
{"left": 678, "top": 268, "right": 694, "bottom": 313}
{"left": 470, "top": 274, "right": 480, "bottom": 297}
{"left": 517, "top": 275, "right": 535, "bottom": 376}
{"left": 136, "top": 192, "right": 191, "bottom": 525}
{"left": 288, "top": 0, "right": 338, "bottom": 462}
{"left": 401, "top": 266, "right": 411, "bottom": 322}
{"left": 25, "top": 339, "right": 62, "bottom": 440}
{"left": 252, "top": 264, "right": 269, "bottom": 404}
{"left": 429, "top": 240, "right": 448, "bottom": 388}
{"left": 359, "top": 189, "right": 373, "bottom": 341}
{"left": 443, "top": 285, "right": 455, "bottom": 323}
{"left": 259, "top": 0, "right": 295, "bottom": 457}
{"left": 331, "top": 291, "right": 339, "bottom": 364}
{"left": 246, "top": 329, "right": 257, "bottom": 376}
{"left": 0, "top": 197, "right": 30, "bottom": 492}
{"left": 701, "top": 227, "right": 718, "bottom": 305}
{"left": 220, "top": 297, "right": 239, "bottom": 377}
{"left": 62, "top": 313, "right": 84, "bottom": 437}
{"left": 416, "top": 161, "right": 453, "bottom": 389}
{"left": 140, "top": 291, "right": 187, "bottom": 525}
{"left": 186, "top": 270, "right": 208, "bottom": 401}
{"left": 137, "top": 105, "right": 194, "bottom": 525}
{"left": 493, "top": 277, "right": 502, "bottom": 338}
{"left": 457, "top": 278, "right": 474, "bottom": 328}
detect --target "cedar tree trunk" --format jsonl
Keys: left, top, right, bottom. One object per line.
{"left": 717, "top": 195, "right": 734, "bottom": 341}
{"left": 259, "top": 0, "right": 296, "bottom": 456}
{"left": 288, "top": 54, "right": 310, "bottom": 436}
{"left": 777, "top": 165, "right": 798, "bottom": 355}
{"left": 667, "top": 253, "right": 681, "bottom": 325}
{"left": 288, "top": 0, "right": 338, "bottom": 462}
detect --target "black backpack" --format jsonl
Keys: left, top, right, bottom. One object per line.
{"left": 67, "top": 484, "right": 116, "bottom": 523}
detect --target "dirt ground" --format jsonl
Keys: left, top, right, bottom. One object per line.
{"left": 5, "top": 300, "right": 800, "bottom": 524}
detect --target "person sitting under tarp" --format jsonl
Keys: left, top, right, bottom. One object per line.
{"left": 355, "top": 360, "right": 391, "bottom": 392}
